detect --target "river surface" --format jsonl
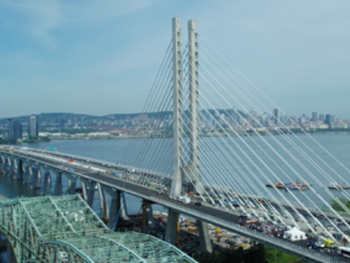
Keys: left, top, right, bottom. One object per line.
{"left": 2, "top": 132, "right": 350, "bottom": 205}
{"left": 1, "top": 132, "right": 350, "bottom": 205}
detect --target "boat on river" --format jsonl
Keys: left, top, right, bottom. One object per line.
{"left": 285, "top": 180, "right": 310, "bottom": 190}
{"left": 329, "top": 182, "right": 350, "bottom": 190}
{"left": 266, "top": 182, "right": 286, "bottom": 189}
{"left": 266, "top": 180, "right": 310, "bottom": 190}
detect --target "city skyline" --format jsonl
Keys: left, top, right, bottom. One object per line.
{"left": 0, "top": 1, "right": 349, "bottom": 119}
{"left": 1, "top": 107, "right": 349, "bottom": 123}
{"left": 1, "top": 108, "right": 348, "bottom": 136}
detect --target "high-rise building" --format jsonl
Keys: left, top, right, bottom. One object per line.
{"left": 311, "top": 112, "right": 318, "bottom": 122}
{"left": 7, "top": 119, "right": 23, "bottom": 140}
{"left": 28, "top": 115, "right": 39, "bottom": 138}
{"left": 273, "top": 108, "right": 279, "bottom": 125}
{"left": 319, "top": 114, "right": 325, "bottom": 122}
{"left": 325, "top": 114, "right": 335, "bottom": 128}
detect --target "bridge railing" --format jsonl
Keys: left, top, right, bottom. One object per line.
{"left": 149, "top": 196, "right": 346, "bottom": 263}
{"left": 9, "top": 147, "right": 350, "bottom": 221}
{"left": 288, "top": 200, "right": 350, "bottom": 221}
{"left": 8, "top": 147, "right": 171, "bottom": 180}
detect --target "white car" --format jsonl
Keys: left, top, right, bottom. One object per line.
{"left": 315, "top": 242, "right": 325, "bottom": 248}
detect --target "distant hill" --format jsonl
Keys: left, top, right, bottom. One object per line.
{"left": 0, "top": 109, "right": 245, "bottom": 130}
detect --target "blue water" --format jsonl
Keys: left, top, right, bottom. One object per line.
{"left": 1, "top": 133, "right": 350, "bottom": 206}
{"left": 28, "top": 132, "right": 350, "bottom": 203}
{"left": 2, "top": 133, "right": 350, "bottom": 205}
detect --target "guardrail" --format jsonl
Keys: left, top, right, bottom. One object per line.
{"left": 149, "top": 196, "right": 347, "bottom": 263}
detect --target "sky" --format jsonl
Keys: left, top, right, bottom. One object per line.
{"left": 0, "top": 0, "right": 349, "bottom": 119}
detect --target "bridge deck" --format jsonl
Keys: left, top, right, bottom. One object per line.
{"left": 0, "top": 147, "right": 348, "bottom": 263}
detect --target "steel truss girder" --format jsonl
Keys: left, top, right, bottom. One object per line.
{"left": 0, "top": 195, "right": 197, "bottom": 263}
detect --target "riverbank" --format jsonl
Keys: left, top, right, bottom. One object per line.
{"left": 34, "top": 128, "right": 350, "bottom": 141}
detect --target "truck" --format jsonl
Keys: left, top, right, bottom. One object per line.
{"left": 178, "top": 195, "right": 191, "bottom": 204}
{"left": 322, "top": 238, "right": 335, "bottom": 248}
{"left": 170, "top": 194, "right": 191, "bottom": 204}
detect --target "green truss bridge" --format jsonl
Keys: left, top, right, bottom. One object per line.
{"left": 0, "top": 195, "right": 197, "bottom": 263}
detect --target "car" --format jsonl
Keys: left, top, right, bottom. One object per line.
{"left": 231, "top": 200, "right": 240, "bottom": 207}
{"left": 315, "top": 241, "right": 325, "bottom": 248}
{"left": 195, "top": 201, "right": 202, "bottom": 206}
{"left": 307, "top": 242, "right": 320, "bottom": 249}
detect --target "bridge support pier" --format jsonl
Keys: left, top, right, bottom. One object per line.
{"left": 42, "top": 169, "right": 52, "bottom": 195}
{"left": 96, "top": 183, "right": 109, "bottom": 222}
{"left": 2, "top": 157, "right": 7, "bottom": 173}
{"left": 81, "top": 180, "right": 96, "bottom": 207}
{"left": 30, "top": 167, "right": 41, "bottom": 190}
{"left": 108, "top": 189, "right": 121, "bottom": 229}
{"left": 165, "top": 209, "right": 179, "bottom": 245}
{"left": 13, "top": 159, "right": 23, "bottom": 180}
{"left": 65, "top": 174, "right": 77, "bottom": 195}
{"left": 141, "top": 200, "right": 155, "bottom": 233}
{"left": 22, "top": 165, "right": 30, "bottom": 184}
{"left": 198, "top": 221, "right": 212, "bottom": 253}
{"left": 8, "top": 158, "right": 15, "bottom": 176}
{"left": 103, "top": 187, "right": 129, "bottom": 229}
{"left": 54, "top": 171, "right": 63, "bottom": 196}
{"left": 0, "top": 155, "right": 4, "bottom": 171}
{"left": 7, "top": 240, "right": 16, "bottom": 263}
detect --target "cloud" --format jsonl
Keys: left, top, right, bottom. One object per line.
{"left": 0, "top": 0, "right": 64, "bottom": 46}
{"left": 63, "top": 0, "right": 159, "bottom": 23}
{"left": 0, "top": 0, "right": 158, "bottom": 46}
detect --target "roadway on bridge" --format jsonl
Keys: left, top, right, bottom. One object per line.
{"left": 6, "top": 150, "right": 348, "bottom": 263}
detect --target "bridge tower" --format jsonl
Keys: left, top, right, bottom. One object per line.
{"left": 188, "top": 19, "right": 213, "bottom": 253}
{"left": 171, "top": 17, "right": 184, "bottom": 197}
{"left": 166, "top": 18, "right": 212, "bottom": 252}
{"left": 166, "top": 17, "right": 183, "bottom": 245}
{"left": 188, "top": 19, "right": 200, "bottom": 191}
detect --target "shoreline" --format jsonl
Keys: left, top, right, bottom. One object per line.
{"left": 28, "top": 129, "right": 350, "bottom": 141}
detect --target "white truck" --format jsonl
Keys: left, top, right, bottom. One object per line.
{"left": 178, "top": 195, "right": 191, "bottom": 204}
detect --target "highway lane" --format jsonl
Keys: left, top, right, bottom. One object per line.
{"left": 6, "top": 149, "right": 350, "bottom": 234}
{"left": 3, "top": 149, "right": 345, "bottom": 233}
{"left": 13, "top": 151, "right": 241, "bottom": 221}
{"left": 12, "top": 149, "right": 346, "bottom": 221}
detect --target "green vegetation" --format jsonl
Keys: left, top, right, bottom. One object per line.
{"left": 331, "top": 198, "right": 350, "bottom": 212}
{"left": 0, "top": 137, "right": 17, "bottom": 145}
{"left": 265, "top": 246, "right": 305, "bottom": 263}
{"left": 23, "top": 136, "right": 51, "bottom": 144}
{"left": 194, "top": 244, "right": 267, "bottom": 263}
{"left": 193, "top": 244, "right": 306, "bottom": 263}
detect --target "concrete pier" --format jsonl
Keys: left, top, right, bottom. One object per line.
{"left": 165, "top": 209, "right": 179, "bottom": 245}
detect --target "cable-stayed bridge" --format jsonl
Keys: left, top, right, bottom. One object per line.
{"left": 1, "top": 18, "right": 350, "bottom": 262}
